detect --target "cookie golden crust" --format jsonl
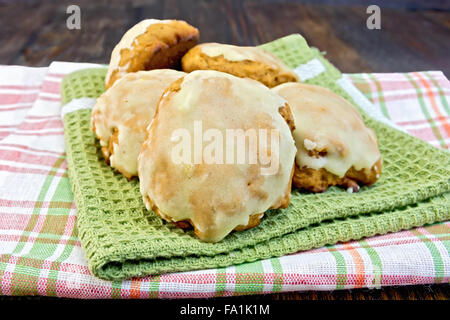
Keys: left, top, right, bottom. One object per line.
{"left": 272, "top": 82, "right": 382, "bottom": 193}
{"left": 91, "top": 69, "right": 186, "bottom": 179}
{"left": 138, "top": 70, "right": 297, "bottom": 242}
{"left": 293, "top": 158, "right": 382, "bottom": 193}
{"left": 105, "top": 19, "right": 199, "bottom": 89}
{"left": 181, "top": 43, "right": 299, "bottom": 88}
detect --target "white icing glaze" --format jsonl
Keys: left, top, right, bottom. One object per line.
{"left": 272, "top": 82, "right": 380, "bottom": 177}
{"left": 92, "top": 69, "right": 186, "bottom": 177}
{"left": 139, "top": 70, "right": 296, "bottom": 242}
{"left": 105, "top": 19, "right": 174, "bottom": 85}
{"left": 199, "top": 43, "right": 296, "bottom": 76}
{"left": 303, "top": 138, "right": 317, "bottom": 151}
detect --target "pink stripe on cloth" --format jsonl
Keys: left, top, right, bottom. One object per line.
{"left": 0, "top": 93, "right": 40, "bottom": 105}
{"left": 0, "top": 165, "right": 67, "bottom": 177}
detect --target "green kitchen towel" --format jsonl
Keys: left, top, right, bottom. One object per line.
{"left": 61, "top": 34, "right": 450, "bottom": 280}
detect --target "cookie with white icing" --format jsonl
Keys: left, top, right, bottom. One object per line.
{"left": 91, "top": 69, "right": 186, "bottom": 178}
{"left": 105, "top": 19, "right": 199, "bottom": 89}
{"left": 272, "top": 82, "right": 382, "bottom": 193}
{"left": 181, "top": 43, "right": 298, "bottom": 88}
{"left": 138, "top": 70, "right": 297, "bottom": 242}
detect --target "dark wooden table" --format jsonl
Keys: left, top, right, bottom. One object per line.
{"left": 0, "top": 0, "right": 449, "bottom": 301}
{"left": 1, "top": 0, "right": 449, "bottom": 76}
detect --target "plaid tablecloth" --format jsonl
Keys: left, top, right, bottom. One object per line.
{"left": 0, "top": 61, "right": 448, "bottom": 298}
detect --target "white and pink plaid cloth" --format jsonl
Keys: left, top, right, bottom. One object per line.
{"left": 0, "top": 62, "right": 448, "bottom": 298}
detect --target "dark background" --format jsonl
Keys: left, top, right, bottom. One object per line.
{"left": 0, "top": 0, "right": 449, "bottom": 300}
{"left": 0, "top": 0, "right": 449, "bottom": 76}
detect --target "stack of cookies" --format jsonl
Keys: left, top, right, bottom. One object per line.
{"left": 91, "top": 19, "right": 382, "bottom": 242}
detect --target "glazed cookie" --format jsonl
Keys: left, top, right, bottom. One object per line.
{"left": 105, "top": 19, "right": 199, "bottom": 89}
{"left": 138, "top": 70, "right": 297, "bottom": 242}
{"left": 272, "top": 82, "right": 382, "bottom": 193}
{"left": 181, "top": 43, "right": 299, "bottom": 88}
{"left": 91, "top": 69, "right": 186, "bottom": 179}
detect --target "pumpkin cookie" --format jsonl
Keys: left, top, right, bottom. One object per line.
{"left": 105, "top": 19, "right": 199, "bottom": 89}
{"left": 181, "top": 43, "right": 298, "bottom": 88}
{"left": 138, "top": 70, "right": 297, "bottom": 242}
{"left": 272, "top": 82, "right": 382, "bottom": 193}
{"left": 91, "top": 69, "right": 186, "bottom": 178}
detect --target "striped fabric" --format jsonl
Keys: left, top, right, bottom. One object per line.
{"left": 347, "top": 72, "right": 450, "bottom": 149}
{"left": 0, "top": 61, "right": 448, "bottom": 298}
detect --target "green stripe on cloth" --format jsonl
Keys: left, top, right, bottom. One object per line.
{"left": 111, "top": 281, "right": 123, "bottom": 299}
{"left": 405, "top": 73, "right": 447, "bottom": 149}
{"left": 410, "top": 229, "right": 445, "bottom": 283}
{"left": 270, "top": 258, "right": 283, "bottom": 292}
{"left": 147, "top": 275, "right": 161, "bottom": 298}
{"left": 10, "top": 265, "right": 40, "bottom": 296}
{"left": 46, "top": 177, "right": 78, "bottom": 296}
{"left": 235, "top": 261, "right": 265, "bottom": 295}
{"left": 328, "top": 249, "right": 347, "bottom": 289}
{"left": 215, "top": 267, "right": 227, "bottom": 297}
{"left": 367, "top": 73, "right": 390, "bottom": 119}
{"left": 60, "top": 34, "right": 450, "bottom": 280}
{"left": 358, "top": 240, "right": 383, "bottom": 288}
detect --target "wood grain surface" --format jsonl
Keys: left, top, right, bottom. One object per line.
{"left": 0, "top": 0, "right": 449, "bottom": 300}
{"left": 1, "top": 0, "right": 449, "bottom": 75}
